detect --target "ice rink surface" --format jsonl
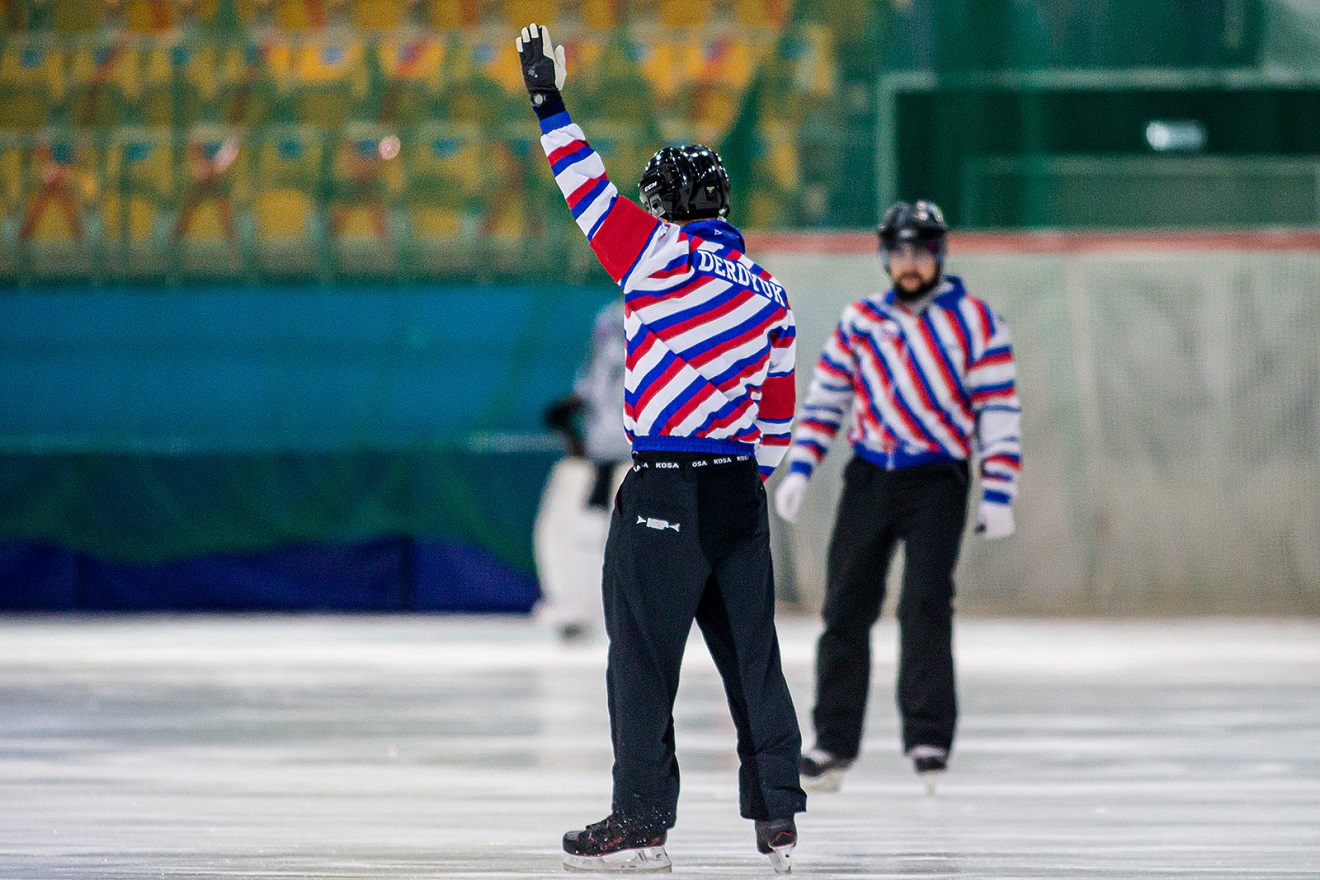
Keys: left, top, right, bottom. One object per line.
{"left": 1, "top": 613, "right": 1318, "bottom": 879}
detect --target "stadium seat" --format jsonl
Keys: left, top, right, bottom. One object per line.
{"left": 268, "top": 35, "right": 368, "bottom": 127}
{"left": 251, "top": 131, "right": 325, "bottom": 276}
{"left": 327, "top": 129, "right": 404, "bottom": 275}
{"left": 239, "top": 0, "right": 320, "bottom": 31}
{"left": 401, "top": 124, "right": 484, "bottom": 275}
{"left": 629, "top": 36, "right": 702, "bottom": 106}
{"left": 171, "top": 130, "right": 247, "bottom": 281}
{"left": 352, "top": 0, "right": 403, "bottom": 30}
{"left": 103, "top": 131, "right": 173, "bottom": 243}
{"left": 461, "top": 34, "right": 527, "bottom": 103}
{"left": 0, "top": 39, "right": 66, "bottom": 130}
{"left": 0, "top": 138, "right": 22, "bottom": 277}
{"left": 50, "top": 0, "right": 98, "bottom": 34}
{"left": 422, "top": 0, "right": 476, "bottom": 29}
{"left": 17, "top": 138, "right": 96, "bottom": 279}
{"left": 101, "top": 130, "right": 176, "bottom": 277}
{"left": 68, "top": 35, "right": 146, "bottom": 126}
{"left": 732, "top": 0, "right": 788, "bottom": 28}
{"left": 374, "top": 33, "right": 445, "bottom": 124}
{"left": 500, "top": 0, "right": 557, "bottom": 29}
{"left": 121, "top": 0, "right": 176, "bottom": 33}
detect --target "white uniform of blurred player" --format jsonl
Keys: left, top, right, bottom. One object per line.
{"left": 533, "top": 299, "right": 628, "bottom": 642}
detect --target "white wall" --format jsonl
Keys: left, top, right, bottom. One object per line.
{"left": 761, "top": 241, "right": 1320, "bottom": 615}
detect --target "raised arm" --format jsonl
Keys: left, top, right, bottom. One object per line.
{"left": 517, "top": 24, "right": 689, "bottom": 290}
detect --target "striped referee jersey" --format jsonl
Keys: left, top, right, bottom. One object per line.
{"left": 536, "top": 108, "right": 797, "bottom": 478}
{"left": 786, "top": 277, "right": 1022, "bottom": 506}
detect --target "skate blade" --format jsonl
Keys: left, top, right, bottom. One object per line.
{"left": 800, "top": 769, "right": 845, "bottom": 792}
{"left": 563, "top": 846, "right": 672, "bottom": 873}
{"left": 919, "top": 769, "right": 945, "bottom": 796}
{"left": 766, "top": 844, "right": 794, "bottom": 874}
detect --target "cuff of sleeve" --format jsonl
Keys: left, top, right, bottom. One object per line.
{"left": 532, "top": 91, "right": 566, "bottom": 122}
{"left": 982, "top": 489, "right": 1013, "bottom": 506}
{"left": 788, "top": 460, "right": 815, "bottom": 478}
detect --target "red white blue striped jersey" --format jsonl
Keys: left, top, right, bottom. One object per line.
{"left": 537, "top": 108, "right": 797, "bottom": 478}
{"left": 786, "top": 277, "right": 1021, "bottom": 505}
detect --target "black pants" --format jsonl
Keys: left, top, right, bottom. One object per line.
{"left": 812, "top": 456, "right": 969, "bottom": 760}
{"left": 603, "top": 452, "right": 806, "bottom": 829}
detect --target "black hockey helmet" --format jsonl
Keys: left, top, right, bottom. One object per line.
{"left": 877, "top": 200, "right": 948, "bottom": 262}
{"left": 638, "top": 144, "right": 730, "bottom": 222}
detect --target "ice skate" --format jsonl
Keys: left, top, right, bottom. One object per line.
{"left": 562, "top": 814, "right": 671, "bottom": 872}
{"left": 908, "top": 745, "right": 947, "bottom": 795}
{"left": 755, "top": 817, "right": 796, "bottom": 874}
{"left": 798, "top": 747, "right": 851, "bottom": 792}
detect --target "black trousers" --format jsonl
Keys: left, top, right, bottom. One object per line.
{"left": 602, "top": 452, "right": 806, "bottom": 829}
{"left": 812, "top": 456, "right": 969, "bottom": 760}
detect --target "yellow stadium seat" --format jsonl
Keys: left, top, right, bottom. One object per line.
{"left": 68, "top": 36, "right": 146, "bottom": 126}
{"left": 353, "top": 0, "right": 404, "bottom": 30}
{"left": 250, "top": 132, "right": 323, "bottom": 275}
{"left": 630, "top": 37, "right": 701, "bottom": 105}
{"left": 423, "top": 0, "right": 475, "bottom": 29}
{"left": 460, "top": 34, "right": 526, "bottom": 100}
{"left": 238, "top": 0, "right": 319, "bottom": 31}
{"left": 732, "top": 0, "right": 788, "bottom": 28}
{"left": 122, "top": 0, "right": 176, "bottom": 33}
{"left": 51, "top": 0, "right": 99, "bottom": 33}
{"left": 578, "top": 0, "right": 618, "bottom": 29}
{"left": 254, "top": 187, "right": 313, "bottom": 239}
{"left": 375, "top": 34, "right": 445, "bottom": 123}
{"left": 405, "top": 125, "right": 483, "bottom": 200}
{"left": 16, "top": 138, "right": 96, "bottom": 281}
{"left": 269, "top": 36, "right": 368, "bottom": 125}
{"left": 0, "top": 139, "right": 23, "bottom": 225}
{"left": 0, "top": 40, "right": 66, "bottom": 129}
{"left": 501, "top": 0, "right": 557, "bottom": 29}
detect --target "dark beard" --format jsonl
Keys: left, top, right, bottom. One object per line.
{"left": 895, "top": 272, "right": 940, "bottom": 301}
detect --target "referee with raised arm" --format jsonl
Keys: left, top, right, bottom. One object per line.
{"left": 515, "top": 22, "right": 806, "bottom": 874}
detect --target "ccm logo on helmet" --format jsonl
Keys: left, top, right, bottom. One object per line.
{"left": 695, "top": 249, "right": 787, "bottom": 308}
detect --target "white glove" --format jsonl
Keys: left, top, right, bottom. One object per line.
{"left": 976, "top": 499, "right": 1015, "bottom": 540}
{"left": 774, "top": 471, "right": 810, "bottom": 523}
{"left": 515, "top": 23, "right": 567, "bottom": 97}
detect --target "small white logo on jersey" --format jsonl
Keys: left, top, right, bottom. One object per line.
{"left": 637, "top": 516, "right": 681, "bottom": 532}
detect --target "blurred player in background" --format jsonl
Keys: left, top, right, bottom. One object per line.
{"left": 517, "top": 23, "right": 805, "bottom": 874}
{"left": 532, "top": 298, "right": 628, "bottom": 643}
{"left": 775, "top": 201, "right": 1022, "bottom": 794}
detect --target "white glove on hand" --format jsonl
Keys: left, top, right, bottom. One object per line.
{"left": 774, "top": 472, "right": 810, "bottom": 523}
{"left": 976, "top": 499, "right": 1015, "bottom": 540}
{"left": 515, "top": 23, "right": 567, "bottom": 98}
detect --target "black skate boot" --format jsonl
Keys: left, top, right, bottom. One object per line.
{"left": 799, "top": 747, "right": 851, "bottom": 792}
{"left": 562, "top": 813, "right": 671, "bottom": 872}
{"left": 907, "top": 745, "right": 948, "bottom": 795}
{"left": 755, "top": 817, "right": 796, "bottom": 874}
